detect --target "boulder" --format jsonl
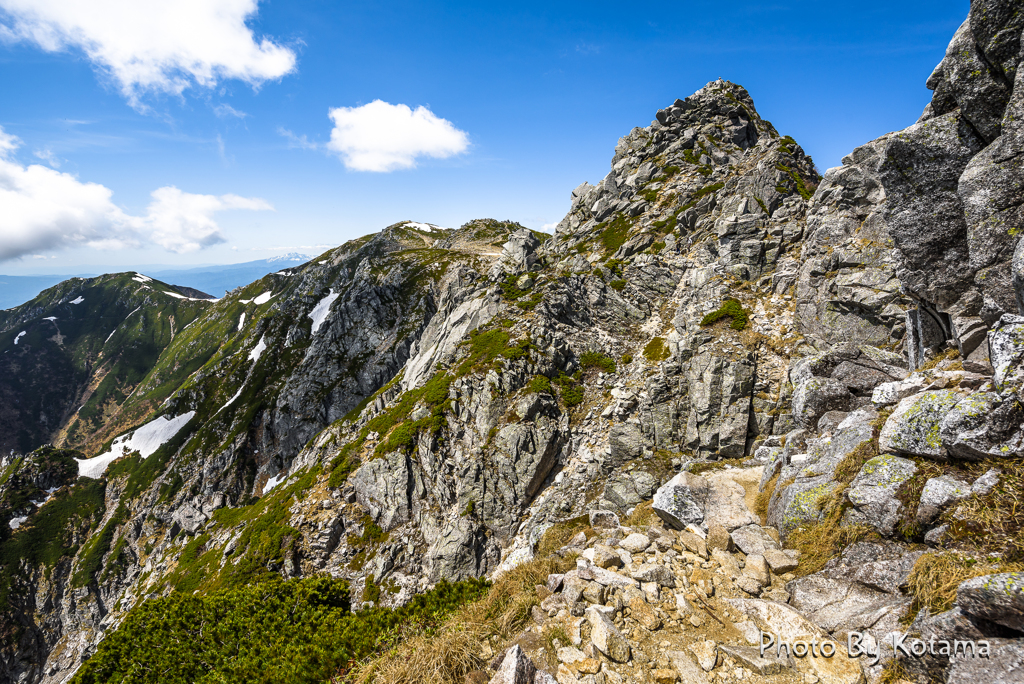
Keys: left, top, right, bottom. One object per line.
{"left": 730, "top": 525, "right": 781, "bottom": 557}
{"left": 939, "top": 391, "right": 1024, "bottom": 459}
{"left": 586, "top": 607, "right": 631, "bottom": 662}
{"left": 871, "top": 376, "right": 928, "bottom": 406}
{"left": 687, "top": 640, "right": 717, "bottom": 672}
{"left": 717, "top": 644, "right": 792, "bottom": 675}
{"left": 631, "top": 563, "right": 675, "bottom": 587}
{"left": 956, "top": 572, "right": 1024, "bottom": 631}
{"left": 706, "top": 524, "right": 733, "bottom": 552}
{"left": 947, "top": 639, "right": 1024, "bottom": 684}
{"left": 489, "top": 645, "right": 536, "bottom": 684}
{"left": 588, "top": 510, "right": 620, "bottom": 529}
{"left": 767, "top": 475, "right": 838, "bottom": 540}
{"left": 989, "top": 314, "right": 1024, "bottom": 393}
{"left": 619, "top": 533, "right": 651, "bottom": 554}
{"left": 845, "top": 454, "right": 918, "bottom": 536}
{"left": 652, "top": 471, "right": 708, "bottom": 530}
{"left": 915, "top": 475, "right": 972, "bottom": 525}
{"left": 666, "top": 650, "right": 709, "bottom": 684}
{"left": 703, "top": 472, "right": 758, "bottom": 531}
{"left": 762, "top": 548, "right": 799, "bottom": 574}
{"left": 792, "top": 376, "right": 855, "bottom": 429}
{"left": 878, "top": 389, "right": 962, "bottom": 458}
{"left": 677, "top": 529, "right": 709, "bottom": 559}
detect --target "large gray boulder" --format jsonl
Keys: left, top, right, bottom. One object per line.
{"left": 652, "top": 471, "right": 708, "bottom": 530}
{"left": 939, "top": 391, "right": 1024, "bottom": 459}
{"left": 956, "top": 572, "right": 1024, "bottom": 631}
{"left": 489, "top": 644, "right": 536, "bottom": 684}
{"left": 915, "top": 475, "right": 972, "bottom": 525}
{"left": 490, "top": 229, "right": 540, "bottom": 278}
{"left": 350, "top": 450, "right": 411, "bottom": 531}
{"left": 878, "top": 389, "right": 962, "bottom": 458}
{"left": 845, "top": 454, "right": 918, "bottom": 536}
{"left": 990, "top": 313, "right": 1024, "bottom": 394}
{"left": 767, "top": 475, "right": 837, "bottom": 540}
{"left": 791, "top": 376, "right": 855, "bottom": 429}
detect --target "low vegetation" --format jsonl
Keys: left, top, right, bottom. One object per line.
{"left": 71, "top": 576, "right": 489, "bottom": 684}
{"left": 700, "top": 298, "right": 749, "bottom": 330}
{"left": 642, "top": 337, "right": 670, "bottom": 362}
{"left": 906, "top": 553, "right": 1024, "bottom": 615}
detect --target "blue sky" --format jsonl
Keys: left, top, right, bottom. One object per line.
{"left": 0, "top": 0, "right": 969, "bottom": 274}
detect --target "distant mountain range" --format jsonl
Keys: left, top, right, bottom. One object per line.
{"left": 0, "top": 253, "right": 312, "bottom": 310}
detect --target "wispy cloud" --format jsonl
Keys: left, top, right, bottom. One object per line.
{"left": 32, "top": 148, "right": 60, "bottom": 168}
{"left": 213, "top": 103, "right": 249, "bottom": 119}
{"left": 277, "top": 126, "right": 319, "bottom": 150}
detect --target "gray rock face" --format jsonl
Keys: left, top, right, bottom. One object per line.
{"left": 879, "top": 390, "right": 962, "bottom": 458}
{"left": 490, "top": 229, "right": 541, "bottom": 279}
{"left": 939, "top": 391, "right": 1024, "bottom": 459}
{"left": 845, "top": 454, "right": 918, "bottom": 536}
{"left": 1014, "top": 236, "right": 1024, "bottom": 314}
{"left": 350, "top": 451, "right": 411, "bottom": 531}
{"left": 767, "top": 475, "right": 837, "bottom": 540}
{"left": 489, "top": 644, "right": 536, "bottom": 684}
{"left": 652, "top": 472, "right": 708, "bottom": 530}
{"left": 916, "top": 475, "right": 972, "bottom": 525}
{"left": 791, "top": 377, "right": 854, "bottom": 430}
{"left": 957, "top": 572, "right": 1024, "bottom": 631}
{"left": 990, "top": 314, "right": 1024, "bottom": 395}
{"left": 947, "top": 639, "right": 1024, "bottom": 684}
{"left": 730, "top": 525, "right": 781, "bottom": 557}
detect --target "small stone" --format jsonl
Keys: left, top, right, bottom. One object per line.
{"left": 688, "top": 640, "right": 717, "bottom": 672}
{"left": 620, "top": 533, "right": 652, "bottom": 554}
{"left": 574, "top": 658, "right": 601, "bottom": 675}
{"left": 706, "top": 525, "right": 733, "bottom": 552}
{"left": 677, "top": 530, "right": 709, "bottom": 559}
{"left": 762, "top": 548, "right": 799, "bottom": 574}
{"left": 742, "top": 554, "right": 770, "bottom": 586}
{"left": 547, "top": 573, "right": 566, "bottom": 593}
{"left": 589, "top": 510, "right": 621, "bottom": 529}
{"left": 924, "top": 524, "right": 951, "bottom": 546}
{"left": 583, "top": 582, "right": 607, "bottom": 605}
{"left": 651, "top": 669, "right": 678, "bottom": 684}
{"left": 593, "top": 545, "right": 623, "bottom": 569}
{"left": 489, "top": 644, "right": 537, "bottom": 684}
{"left": 734, "top": 576, "right": 763, "bottom": 596}
{"left": 689, "top": 614, "right": 704, "bottom": 628}
{"left": 632, "top": 563, "right": 675, "bottom": 587}
{"left": 629, "top": 597, "right": 663, "bottom": 631}
{"left": 587, "top": 607, "right": 631, "bottom": 663}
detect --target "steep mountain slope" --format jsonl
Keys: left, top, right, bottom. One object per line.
{"left": 0, "top": 274, "right": 213, "bottom": 456}
{"left": 1, "top": 3, "right": 1023, "bottom": 682}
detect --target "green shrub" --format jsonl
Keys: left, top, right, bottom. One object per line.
{"left": 662, "top": 165, "right": 680, "bottom": 177}
{"left": 70, "top": 577, "right": 490, "bottom": 684}
{"left": 526, "top": 375, "right": 552, "bottom": 394}
{"left": 597, "top": 214, "right": 632, "bottom": 255}
{"left": 579, "top": 351, "right": 616, "bottom": 373}
{"left": 700, "top": 298, "right": 749, "bottom": 330}
{"left": 643, "top": 337, "right": 670, "bottom": 362}
{"left": 679, "top": 182, "right": 724, "bottom": 212}
{"left": 553, "top": 374, "right": 584, "bottom": 407}
{"left": 641, "top": 189, "right": 659, "bottom": 203}
{"left": 609, "top": 279, "right": 626, "bottom": 291}
{"left": 621, "top": 353, "right": 633, "bottom": 365}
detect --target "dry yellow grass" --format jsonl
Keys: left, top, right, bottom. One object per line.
{"left": 535, "top": 516, "right": 594, "bottom": 558}
{"left": 754, "top": 472, "right": 779, "bottom": 524}
{"left": 349, "top": 556, "right": 574, "bottom": 684}
{"left": 624, "top": 500, "right": 655, "bottom": 527}
{"left": 786, "top": 488, "right": 872, "bottom": 577}
{"left": 906, "top": 552, "right": 1024, "bottom": 614}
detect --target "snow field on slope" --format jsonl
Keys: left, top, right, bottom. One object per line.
{"left": 77, "top": 412, "right": 195, "bottom": 479}
{"left": 309, "top": 289, "right": 339, "bottom": 335}
{"left": 248, "top": 335, "right": 267, "bottom": 362}
{"left": 253, "top": 291, "right": 272, "bottom": 305}
{"left": 13, "top": 332, "right": 25, "bottom": 345}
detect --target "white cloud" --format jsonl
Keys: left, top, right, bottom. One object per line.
{"left": 33, "top": 148, "right": 60, "bottom": 167}
{"left": 213, "top": 103, "right": 248, "bottom": 119}
{"left": 146, "top": 186, "right": 271, "bottom": 253}
{"left": 0, "top": 125, "right": 272, "bottom": 260}
{"left": 277, "top": 126, "right": 319, "bottom": 150}
{"left": 326, "top": 100, "right": 469, "bottom": 172}
{"left": 0, "top": 0, "right": 296, "bottom": 105}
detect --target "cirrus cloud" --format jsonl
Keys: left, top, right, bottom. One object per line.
{"left": 326, "top": 100, "right": 469, "bottom": 172}
{"left": 0, "top": 0, "right": 296, "bottom": 106}
{"left": 0, "top": 126, "right": 272, "bottom": 261}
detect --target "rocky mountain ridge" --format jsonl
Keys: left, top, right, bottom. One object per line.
{"left": 1, "top": 2, "right": 1024, "bottom": 683}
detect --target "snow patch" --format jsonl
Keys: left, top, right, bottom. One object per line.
{"left": 43, "top": 317, "right": 57, "bottom": 322}
{"left": 253, "top": 291, "right": 272, "bottom": 305}
{"left": 8, "top": 516, "right": 26, "bottom": 530}
{"left": 218, "top": 386, "right": 244, "bottom": 413}
{"left": 405, "top": 221, "right": 445, "bottom": 233}
{"left": 248, "top": 335, "right": 267, "bottom": 362}
{"left": 238, "top": 313, "right": 246, "bottom": 331}
{"left": 275, "top": 271, "right": 293, "bottom": 276}
{"left": 239, "top": 299, "right": 252, "bottom": 304}
{"left": 133, "top": 273, "right": 153, "bottom": 283}
{"left": 13, "top": 331, "right": 25, "bottom": 345}
{"left": 309, "top": 289, "right": 339, "bottom": 335}
{"left": 69, "top": 296, "right": 84, "bottom": 305}
{"left": 77, "top": 412, "right": 195, "bottom": 479}
{"left": 263, "top": 473, "right": 285, "bottom": 494}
